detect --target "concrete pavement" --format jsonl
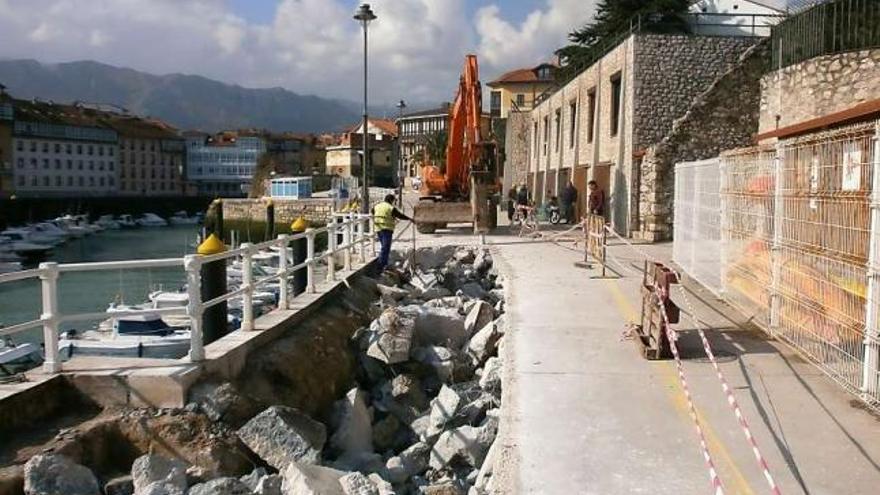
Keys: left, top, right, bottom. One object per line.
{"left": 401, "top": 211, "right": 880, "bottom": 494}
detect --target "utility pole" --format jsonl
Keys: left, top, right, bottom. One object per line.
{"left": 354, "top": 4, "right": 376, "bottom": 214}
{"left": 396, "top": 99, "right": 406, "bottom": 207}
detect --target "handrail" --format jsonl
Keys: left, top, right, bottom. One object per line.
{"left": 0, "top": 212, "right": 377, "bottom": 374}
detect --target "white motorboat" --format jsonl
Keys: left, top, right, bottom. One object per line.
{"left": 0, "top": 339, "right": 43, "bottom": 374}
{"left": 0, "top": 232, "right": 53, "bottom": 258}
{"left": 29, "top": 223, "right": 70, "bottom": 245}
{"left": 96, "top": 215, "right": 121, "bottom": 230}
{"left": 117, "top": 214, "right": 138, "bottom": 229}
{"left": 136, "top": 213, "right": 168, "bottom": 227}
{"left": 2, "top": 226, "right": 62, "bottom": 247}
{"left": 50, "top": 218, "right": 89, "bottom": 238}
{"left": 66, "top": 214, "right": 103, "bottom": 234}
{"left": 169, "top": 211, "right": 200, "bottom": 226}
{"left": 59, "top": 313, "right": 191, "bottom": 359}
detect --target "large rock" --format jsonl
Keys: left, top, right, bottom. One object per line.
{"left": 139, "top": 481, "right": 185, "bottom": 495}
{"left": 367, "top": 474, "right": 394, "bottom": 495}
{"left": 330, "top": 388, "right": 374, "bottom": 458}
{"left": 466, "top": 319, "right": 504, "bottom": 366}
{"left": 479, "top": 358, "right": 502, "bottom": 397}
{"left": 366, "top": 309, "right": 416, "bottom": 364}
{"left": 103, "top": 476, "right": 133, "bottom": 495}
{"left": 399, "top": 306, "right": 468, "bottom": 348}
{"left": 131, "top": 453, "right": 188, "bottom": 494}
{"left": 23, "top": 454, "right": 100, "bottom": 495}
{"left": 423, "top": 296, "right": 465, "bottom": 310}
{"left": 413, "top": 248, "right": 453, "bottom": 271}
{"left": 391, "top": 374, "right": 429, "bottom": 411}
{"left": 338, "top": 472, "right": 378, "bottom": 495}
{"left": 237, "top": 406, "right": 327, "bottom": 469}
{"left": 255, "top": 475, "right": 283, "bottom": 495}
{"left": 427, "top": 385, "right": 461, "bottom": 437}
{"left": 473, "top": 251, "right": 492, "bottom": 274}
{"left": 190, "top": 382, "right": 262, "bottom": 427}
{"left": 458, "top": 283, "right": 487, "bottom": 301}
{"left": 412, "top": 346, "right": 456, "bottom": 383}
{"left": 453, "top": 248, "right": 476, "bottom": 264}
{"left": 385, "top": 442, "right": 431, "bottom": 484}
{"left": 187, "top": 478, "right": 252, "bottom": 495}
{"left": 377, "top": 284, "right": 410, "bottom": 302}
{"left": 371, "top": 414, "right": 402, "bottom": 452}
{"left": 428, "top": 425, "right": 496, "bottom": 471}
{"left": 421, "top": 482, "right": 466, "bottom": 495}
{"left": 463, "top": 301, "right": 494, "bottom": 338}
{"left": 281, "top": 462, "right": 346, "bottom": 495}
{"left": 240, "top": 468, "right": 268, "bottom": 492}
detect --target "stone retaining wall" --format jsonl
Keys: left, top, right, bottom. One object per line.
{"left": 222, "top": 198, "right": 335, "bottom": 227}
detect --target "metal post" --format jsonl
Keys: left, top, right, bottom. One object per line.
{"left": 862, "top": 123, "right": 880, "bottom": 399}
{"left": 327, "top": 219, "right": 337, "bottom": 281}
{"left": 769, "top": 144, "right": 784, "bottom": 336}
{"left": 344, "top": 214, "right": 353, "bottom": 271}
{"left": 306, "top": 228, "right": 316, "bottom": 294}
{"left": 277, "top": 234, "right": 290, "bottom": 309}
{"left": 357, "top": 216, "right": 366, "bottom": 264}
{"left": 241, "top": 243, "right": 254, "bottom": 331}
{"left": 690, "top": 165, "right": 701, "bottom": 277}
{"left": 38, "top": 262, "right": 60, "bottom": 373}
{"left": 361, "top": 20, "right": 370, "bottom": 213}
{"left": 369, "top": 216, "right": 377, "bottom": 257}
{"left": 719, "top": 158, "right": 729, "bottom": 296}
{"left": 184, "top": 254, "right": 204, "bottom": 362}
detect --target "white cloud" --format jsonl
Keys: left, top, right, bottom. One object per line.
{"left": 476, "top": 0, "right": 596, "bottom": 69}
{"left": 0, "top": 0, "right": 595, "bottom": 106}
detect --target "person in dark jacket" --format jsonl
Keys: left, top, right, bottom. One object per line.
{"left": 560, "top": 180, "right": 578, "bottom": 224}
{"left": 516, "top": 184, "right": 530, "bottom": 206}
{"left": 507, "top": 186, "right": 517, "bottom": 221}
{"left": 588, "top": 180, "right": 605, "bottom": 216}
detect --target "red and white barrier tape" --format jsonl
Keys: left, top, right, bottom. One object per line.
{"left": 656, "top": 291, "right": 727, "bottom": 495}
{"left": 604, "top": 225, "right": 782, "bottom": 494}
{"left": 676, "top": 286, "right": 782, "bottom": 495}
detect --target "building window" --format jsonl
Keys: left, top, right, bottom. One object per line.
{"left": 89, "top": 177, "right": 95, "bottom": 187}
{"left": 109, "top": 177, "right": 115, "bottom": 187}
{"left": 533, "top": 122, "right": 539, "bottom": 159}
{"left": 100, "top": 177, "right": 105, "bottom": 187}
{"left": 587, "top": 89, "right": 596, "bottom": 144}
{"left": 67, "top": 160, "right": 72, "bottom": 169}
{"left": 516, "top": 94, "right": 525, "bottom": 108}
{"left": 537, "top": 66, "right": 552, "bottom": 79}
{"left": 42, "top": 142, "right": 48, "bottom": 153}
{"left": 30, "top": 158, "right": 37, "bottom": 168}
{"left": 109, "top": 147, "right": 114, "bottom": 156}
{"left": 88, "top": 145, "right": 94, "bottom": 156}
{"left": 490, "top": 91, "right": 502, "bottom": 116}
{"left": 16, "top": 141, "right": 22, "bottom": 152}
{"left": 42, "top": 176, "right": 49, "bottom": 187}
{"left": 78, "top": 160, "right": 83, "bottom": 170}
{"left": 89, "top": 161, "right": 94, "bottom": 171}
{"left": 98, "top": 146, "right": 104, "bottom": 156}
{"left": 554, "top": 109, "right": 561, "bottom": 152}
{"left": 109, "top": 162, "right": 114, "bottom": 171}
{"left": 66, "top": 144, "right": 72, "bottom": 154}
{"left": 542, "top": 116, "right": 549, "bottom": 156}
{"left": 31, "top": 176, "right": 37, "bottom": 187}
{"left": 43, "top": 159, "right": 49, "bottom": 169}
{"left": 55, "top": 159, "right": 61, "bottom": 169}
{"left": 569, "top": 101, "right": 577, "bottom": 148}
{"left": 67, "top": 176, "right": 73, "bottom": 187}
{"left": 610, "top": 73, "right": 622, "bottom": 137}
{"left": 78, "top": 177, "right": 84, "bottom": 187}
{"left": 54, "top": 143, "right": 60, "bottom": 153}
{"left": 55, "top": 176, "right": 61, "bottom": 187}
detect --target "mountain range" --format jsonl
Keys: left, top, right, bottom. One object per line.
{"left": 0, "top": 59, "right": 364, "bottom": 133}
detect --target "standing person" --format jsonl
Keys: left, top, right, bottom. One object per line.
{"left": 516, "top": 183, "right": 529, "bottom": 206}
{"left": 507, "top": 185, "right": 517, "bottom": 221}
{"left": 373, "top": 194, "right": 412, "bottom": 271}
{"left": 561, "top": 180, "right": 578, "bottom": 224}
{"left": 588, "top": 180, "right": 605, "bottom": 216}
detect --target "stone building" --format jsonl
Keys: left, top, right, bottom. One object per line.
{"left": 110, "top": 117, "right": 188, "bottom": 196}
{"left": 513, "top": 31, "right": 769, "bottom": 239}
{"left": 10, "top": 100, "right": 119, "bottom": 197}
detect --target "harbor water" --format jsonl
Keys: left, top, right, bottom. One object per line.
{"left": 0, "top": 226, "right": 199, "bottom": 344}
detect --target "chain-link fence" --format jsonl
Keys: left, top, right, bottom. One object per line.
{"left": 673, "top": 120, "right": 880, "bottom": 407}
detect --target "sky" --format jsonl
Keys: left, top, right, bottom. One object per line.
{"left": 0, "top": 0, "right": 599, "bottom": 108}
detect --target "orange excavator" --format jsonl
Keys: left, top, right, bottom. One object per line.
{"left": 414, "top": 54, "right": 499, "bottom": 234}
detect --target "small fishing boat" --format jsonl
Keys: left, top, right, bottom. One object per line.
{"left": 136, "top": 213, "right": 168, "bottom": 227}
{"left": 59, "top": 313, "right": 191, "bottom": 359}
{"left": 0, "top": 338, "right": 43, "bottom": 375}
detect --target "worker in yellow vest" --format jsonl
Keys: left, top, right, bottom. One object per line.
{"left": 373, "top": 194, "right": 412, "bottom": 271}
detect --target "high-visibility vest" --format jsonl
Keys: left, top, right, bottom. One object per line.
{"left": 373, "top": 202, "right": 396, "bottom": 231}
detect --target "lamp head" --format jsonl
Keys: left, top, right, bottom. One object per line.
{"left": 354, "top": 3, "right": 377, "bottom": 25}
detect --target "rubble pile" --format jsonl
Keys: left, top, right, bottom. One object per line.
{"left": 18, "top": 246, "right": 506, "bottom": 495}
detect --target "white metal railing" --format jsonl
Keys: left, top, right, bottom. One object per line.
{"left": 0, "top": 213, "right": 376, "bottom": 373}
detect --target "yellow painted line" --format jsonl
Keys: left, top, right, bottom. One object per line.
{"left": 606, "top": 279, "right": 756, "bottom": 495}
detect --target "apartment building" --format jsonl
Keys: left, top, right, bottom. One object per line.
{"left": 11, "top": 100, "right": 119, "bottom": 197}
{"left": 110, "top": 117, "right": 188, "bottom": 196}
{"left": 327, "top": 119, "right": 398, "bottom": 186}
{"left": 487, "top": 63, "right": 557, "bottom": 119}
{"left": 397, "top": 105, "right": 449, "bottom": 178}
{"left": 186, "top": 131, "right": 266, "bottom": 196}
{"left": 0, "top": 90, "right": 12, "bottom": 198}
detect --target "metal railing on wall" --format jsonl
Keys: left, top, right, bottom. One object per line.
{"left": 673, "top": 120, "right": 880, "bottom": 408}
{"left": 771, "top": 0, "right": 880, "bottom": 69}
{"left": 0, "top": 213, "right": 376, "bottom": 373}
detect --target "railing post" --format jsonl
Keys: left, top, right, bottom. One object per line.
{"left": 38, "top": 262, "right": 60, "bottom": 373}
{"left": 769, "top": 143, "right": 784, "bottom": 337}
{"left": 357, "top": 215, "right": 366, "bottom": 264}
{"left": 277, "top": 234, "right": 290, "bottom": 310}
{"left": 344, "top": 214, "right": 353, "bottom": 272}
{"left": 719, "top": 158, "right": 729, "bottom": 296}
{"left": 327, "top": 219, "right": 337, "bottom": 281}
{"left": 306, "top": 228, "right": 316, "bottom": 294}
{"left": 184, "top": 254, "right": 204, "bottom": 362}
{"left": 369, "top": 216, "right": 377, "bottom": 258}
{"left": 241, "top": 243, "right": 254, "bottom": 331}
{"left": 862, "top": 123, "right": 880, "bottom": 400}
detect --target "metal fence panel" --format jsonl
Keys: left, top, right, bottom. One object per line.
{"left": 674, "top": 120, "right": 880, "bottom": 407}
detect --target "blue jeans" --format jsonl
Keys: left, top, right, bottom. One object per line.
{"left": 378, "top": 229, "right": 393, "bottom": 270}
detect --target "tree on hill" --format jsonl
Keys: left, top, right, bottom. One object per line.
{"left": 556, "top": 0, "right": 691, "bottom": 81}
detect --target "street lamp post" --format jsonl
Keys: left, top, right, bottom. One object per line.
{"left": 354, "top": 3, "right": 376, "bottom": 214}
{"left": 396, "top": 99, "right": 406, "bottom": 207}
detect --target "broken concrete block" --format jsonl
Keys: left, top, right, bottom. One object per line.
{"left": 190, "top": 382, "right": 261, "bottom": 427}
{"left": 421, "top": 481, "right": 466, "bottom": 495}
{"left": 466, "top": 320, "right": 503, "bottom": 366}
{"left": 479, "top": 358, "right": 502, "bottom": 396}
{"left": 399, "top": 305, "right": 467, "bottom": 348}
{"left": 239, "top": 468, "right": 269, "bottom": 492}
{"left": 187, "top": 477, "right": 252, "bottom": 495}
{"left": 412, "top": 346, "right": 456, "bottom": 383}
{"left": 427, "top": 385, "right": 462, "bottom": 437}
{"left": 367, "top": 474, "right": 394, "bottom": 495}
{"left": 237, "top": 406, "right": 327, "bottom": 469}
{"left": 330, "top": 388, "right": 374, "bottom": 458}
{"left": 377, "top": 284, "right": 410, "bottom": 302}
{"left": 339, "top": 472, "right": 378, "bottom": 495}
{"left": 130, "top": 453, "right": 188, "bottom": 494}
{"left": 281, "top": 462, "right": 347, "bottom": 495}
{"left": 366, "top": 309, "right": 415, "bottom": 364}
{"left": 464, "top": 301, "right": 494, "bottom": 338}
{"left": 419, "top": 286, "right": 453, "bottom": 301}
{"left": 255, "top": 475, "right": 283, "bottom": 495}
{"left": 103, "top": 476, "right": 133, "bottom": 495}
{"left": 391, "top": 373, "right": 429, "bottom": 410}
{"left": 423, "top": 296, "right": 465, "bottom": 310}
{"left": 139, "top": 481, "right": 185, "bottom": 495}
{"left": 473, "top": 250, "right": 492, "bottom": 274}
{"left": 428, "top": 425, "right": 495, "bottom": 471}
{"left": 458, "top": 283, "right": 487, "bottom": 301}
{"left": 453, "top": 248, "right": 476, "bottom": 264}
{"left": 23, "top": 454, "right": 100, "bottom": 495}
